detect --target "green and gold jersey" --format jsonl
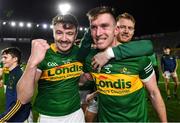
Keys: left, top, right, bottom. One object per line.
{"left": 34, "top": 43, "right": 83, "bottom": 116}
{"left": 3, "top": 67, "right": 10, "bottom": 85}
{"left": 0, "top": 62, "right": 9, "bottom": 85}
{"left": 84, "top": 49, "right": 154, "bottom": 122}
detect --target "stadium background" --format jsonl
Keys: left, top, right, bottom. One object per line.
{"left": 1, "top": 0, "right": 180, "bottom": 120}
{"left": 0, "top": 25, "right": 180, "bottom": 121}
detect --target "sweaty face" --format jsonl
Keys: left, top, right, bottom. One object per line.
{"left": 116, "top": 18, "right": 135, "bottom": 43}
{"left": 53, "top": 23, "right": 77, "bottom": 53}
{"left": 1, "top": 54, "right": 16, "bottom": 69}
{"left": 90, "top": 13, "right": 117, "bottom": 50}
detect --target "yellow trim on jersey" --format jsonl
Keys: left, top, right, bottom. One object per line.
{"left": 40, "top": 62, "right": 83, "bottom": 81}
{"left": 3, "top": 67, "right": 9, "bottom": 74}
{"left": 91, "top": 73, "right": 143, "bottom": 96}
{"left": 50, "top": 43, "right": 58, "bottom": 52}
{"left": 0, "top": 100, "right": 22, "bottom": 122}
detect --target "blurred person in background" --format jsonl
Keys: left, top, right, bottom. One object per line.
{"left": 161, "top": 46, "right": 179, "bottom": 100}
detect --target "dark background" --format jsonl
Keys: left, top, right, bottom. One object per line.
{"left": 0, "top": 0, "right": 180, "bottom": 36}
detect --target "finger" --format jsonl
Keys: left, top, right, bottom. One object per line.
{"left": 92, "top": 59, "right": 99, "bottom": 70}
{"left": 93, "top": 63, "right": 99, "bottom": 70}
{"left": 91, "top": 59, "right": 96, "bottom": 66}
{"left": 97, "top": 66, "right": 101, "bottom": 73}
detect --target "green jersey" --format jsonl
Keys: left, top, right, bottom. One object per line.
{"left": 34, "top": 43, "right": 83, "bottom": 116}
{"left": 112, "top": 40, "right": 153, "bottom": 60}
{"left": 0, "top": 62, "right": 9, "bottom": 85}
{"left": 84, "top": 49, "right": 154, "bottom": 122}
{"left": 3, "top": 68, "right": 10, "bottom": 85}
{"left": 148, "top": 53, "right": 158, "bottom": 66}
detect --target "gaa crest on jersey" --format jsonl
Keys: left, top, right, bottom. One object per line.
{"left": 47, "top": 62, "right": 58, "bottom": 67}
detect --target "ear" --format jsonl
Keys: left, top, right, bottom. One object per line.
{"left": 114, "top": 25, "right": 119, "bottom": 36}
{"left": 75, "top": 31, "right": 78, "bottom": 39}
{"left": 13, "top": 57, "right": 18, "bottom": 63}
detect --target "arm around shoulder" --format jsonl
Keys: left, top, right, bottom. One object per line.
{"left": 112, "top": 40, "right": 153, "bottom": 60}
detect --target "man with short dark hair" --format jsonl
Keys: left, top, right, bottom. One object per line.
{"left": 84, "top": 6, "right": 167, "bottom": 122}
{"left": 16, "top": 14, "right": 85, "bottom": 123}
{"left": 1, "top": 47, "right": 22, "bottom": 110}
{"left": 0, "top": 47, "right": 31, "bottom": 122}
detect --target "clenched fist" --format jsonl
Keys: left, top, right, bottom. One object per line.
{"left": 28, "top": 39, "right": 50, "bottom": 66}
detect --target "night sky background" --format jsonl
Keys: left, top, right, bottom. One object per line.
{"left": 0, "top": 0, "right": 180, "bottom": 36}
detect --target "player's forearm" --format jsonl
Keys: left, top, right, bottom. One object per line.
{"left": 149, "top": 90, "right": 167, "bottom": 122}
{"left": 78, "top": 28, "right": 92, "bottom": 62}
{"left": 17, "top": 60, "right": 37, "bottom": 104}
{"left": 112, "top": 40, "right": 153, "bottom": 60}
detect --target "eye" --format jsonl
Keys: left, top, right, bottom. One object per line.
{"left": 66, "top": 32, "right": 74, "bottom": 35}
{"left": 128, "top": 27, "right": 134, "bottom": 31}
{"left": 119, "top": 25, "right": 126, "bottom": 29}
{"left": 90, "top": 25, "right": 97, "bottom": 30}
{"left": 56, "top": 30, "right": 62, "bottom": 35}
{"left": 100, "top": 23, "right": 109, "bottom": 28}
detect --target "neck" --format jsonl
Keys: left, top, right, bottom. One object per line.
{"left": 9, "top": 63, "right": 18, "bottom": 71}
{"left": 112, "top": 38, "right": 121, "bottom": 47}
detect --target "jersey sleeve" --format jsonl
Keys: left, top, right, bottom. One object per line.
{"left": 37, "top": 57, "right": 47, "bottom": 71}
{"left": 139, "top": 57, "right": 154, "bottom": 82}
{"left": 112, "top": 40, "right": 153, "bottom": 60}
{"left": 0, "top": 100, "right": 31, "bottom": 122}
{"left": 77, "top": 28, "right": 93, "bottom": 62}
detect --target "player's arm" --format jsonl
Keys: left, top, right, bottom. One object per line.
{"left": 77, "top": 28, "right": 93, "bottom": 62}
{"left": 140, "top": 58, "right": 167, "bottom": 122}
{"left": 85, "top": 90, "right": 98, "bottom": 103}
{"left": 92, "top": 40, "right": 153, "bottom": 71}
{"left": 112, "top": 40, "right": 153, "bottom": 60}
{"left": 143, "top": 73, "right": 167, "bottom": 122}
{"left": 17, "top": 39, "right": 49, "bottom": 104}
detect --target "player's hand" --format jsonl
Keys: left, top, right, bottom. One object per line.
{"left": 84, "top": 73, "right": 93, "bottom": 81}
{"left": 79, "top": 73, "right": 93, "bottom": 86}
{"left": 28, "top": 39, "right": 50, "bottom": 66}
{"left": 86, "top": 93, "right": 95, "bottom": 103}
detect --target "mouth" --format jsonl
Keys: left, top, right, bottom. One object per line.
{"left": 121, "top": 34, "right": 129, "bottom": 38}
{"left": 96, "top": 37, "right": 107, "bottom": 42}
{"left": 57, "top": 41, "right": 70, "bottom": 48}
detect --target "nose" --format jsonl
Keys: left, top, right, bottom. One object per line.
{"left": 61, "top": 34, "right": 67, "bottom": 41}
{"left": 96, "top": 27, "right": 103, "bottom": 36}
{"left": 123, "top": 27, "right": 129, "bottom": 33}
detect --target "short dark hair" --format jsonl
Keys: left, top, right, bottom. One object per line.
{"left": 52, "top": 14, "right": 79, "bottom": 31}
{"left": 163, "top": 46, "right": 170, "bottom": 50}
{"left": 1, "top": 47, "right": 22, "bottom": 64}
{"left": 87, "top": 6, "right": 116, "bottom": 21}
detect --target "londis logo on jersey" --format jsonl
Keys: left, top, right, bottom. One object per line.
{"left": 40, "top": 62, "right": 83, "bottom": 81}
{"left": 91, "top": 73, "right": 143, "bottom": 96}
{"left": 97, "top": 79, "right": 131, "bottom": 89}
